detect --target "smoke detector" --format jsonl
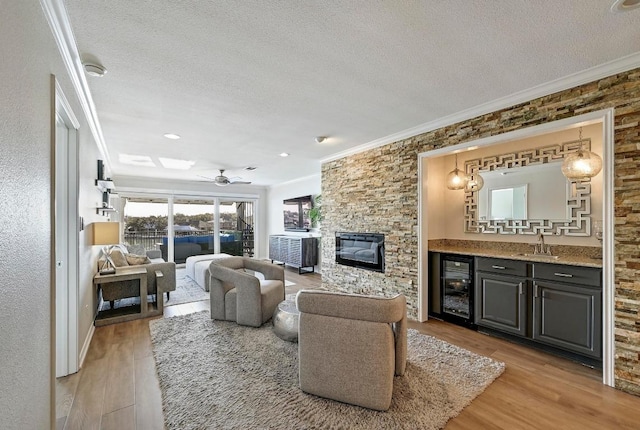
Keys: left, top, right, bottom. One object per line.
{"left": 83, "top": 62, "right": 107, "bottom": 77}
{"left": 611, "top": 0, "right": 640, "bottom": 12}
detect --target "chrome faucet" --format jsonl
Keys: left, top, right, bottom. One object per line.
{"left": 534, "top": 233, "right": 552, "bottom": 255}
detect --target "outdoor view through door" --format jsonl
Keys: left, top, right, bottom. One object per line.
{"left": 122, "top": 197, "right": 255, "bottom": 263}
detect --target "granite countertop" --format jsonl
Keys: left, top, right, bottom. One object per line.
{"left": 428, "top": 241, "right": 602, "bottom": 268}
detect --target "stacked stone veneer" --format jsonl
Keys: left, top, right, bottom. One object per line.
{"left": 321, "top": 68, "right": 640, "bottom": 395}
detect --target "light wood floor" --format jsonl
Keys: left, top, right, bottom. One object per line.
{"left": 57, "top": 268, "right": 640, "bottom": 429}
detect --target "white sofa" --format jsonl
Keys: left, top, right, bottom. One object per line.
{"left": 186, "top": 253, "right": 232, "bottom": 291}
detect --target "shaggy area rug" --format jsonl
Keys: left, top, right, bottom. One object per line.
{"left": 149, "top": 311, "right": 505, "bottom": 430}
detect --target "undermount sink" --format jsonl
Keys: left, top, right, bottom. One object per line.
{"left": 511, "top": 253, "right": 560, "bottom": 260}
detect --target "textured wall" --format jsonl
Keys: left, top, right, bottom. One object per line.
{"left": 0, "top": 2, "right": 104, "bottom": 428}
{"left": 321, "top": 68, "right": 640, "bottom": 394}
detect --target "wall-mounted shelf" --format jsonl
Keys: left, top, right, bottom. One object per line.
{"left": 96, "top": 206, "right": 117, "bottom": 216}
{"left": 95, "top": 179, "right": 115, "bottom": 192}
{"left": 96, "top": 160, "right": 116, "bottom": 217}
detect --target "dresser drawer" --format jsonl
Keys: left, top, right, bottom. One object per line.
{"left": 533, "top": 263, "right": 601, "bottom": 288}
{"left": 476, "top": 257, "right": 528, "bottom": 277}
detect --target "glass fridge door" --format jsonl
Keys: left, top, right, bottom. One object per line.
{"left": 442, "top": 259, "right": 471, "bottom": 319}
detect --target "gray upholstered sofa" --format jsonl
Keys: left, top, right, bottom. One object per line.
{"left": 296, "top": 290, "right": 407, "bottom": 411}
{"left": 98, "top": 246, "right": 176, "bottom": 308}
{"left": 208, "top": 257, "right": 285, "bottom": 327}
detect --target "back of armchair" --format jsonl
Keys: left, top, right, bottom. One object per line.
{"left": 296, "top": 290, "right": 407, "bottom": 411}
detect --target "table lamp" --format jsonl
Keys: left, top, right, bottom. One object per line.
{"left": 92, "top": 222, "right": 120, "bottom": 275}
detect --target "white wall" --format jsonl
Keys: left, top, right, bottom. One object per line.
{"left": 0, "top": 2, "right": 102, "bottom": 428}
{"left": 266, "top": 174, "right": 321, "bottom": 266}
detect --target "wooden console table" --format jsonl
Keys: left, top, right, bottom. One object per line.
{"left": 93, "top": 267, "right": 163, "bottom": 326}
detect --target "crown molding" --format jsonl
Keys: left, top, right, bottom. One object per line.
{"left": 40, "top": 0, "right": 111, "bottom": 170}
{"left": 321, "top": 51, "right": 640, "bottom": 164}
{"left": 269, "top": 173, "right": 321, "bottom": 190}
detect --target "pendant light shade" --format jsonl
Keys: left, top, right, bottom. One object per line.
{"left": 464, "top": 172, "right": 484, "bottom": 192}
{"left": 561, "top": 127, "right": 602, "bottom": 180}
{"left": 446, "top": 154, "right": 469, "bottom": 190}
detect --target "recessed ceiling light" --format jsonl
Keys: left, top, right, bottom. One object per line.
{"left": 280, "top": 152, "right": 289, "bottom": 157}
{"left": 315, "top": 136, "right": 327, "bottom": 144}
{"left": 83, "top": 62, "right": 107, "bottom": 77}
{"left": 163, "top": 133, "right": 181, "bottom": 140}
{"left": 119, "top": 153, "right": 155, "bottom": 167}
{"left": 159, "top": 157, "right": 195, "bottom": 170}
{"left": 611, "top": 0, "right": 640, "bottom": 12}
{"left": 244, "top": 166, "right": 257, "bottom": 171}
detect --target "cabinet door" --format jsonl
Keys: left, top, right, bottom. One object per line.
{"left": 288, "top": 238, "right": 302, "bottom": 267}
{"left": 269, "top": 236, "right": 279, "bottom": 261}
{"left": 532, "top": 281, "right": 601, "bottom": 359}
{"left": 475, "top": 272, "right": 527, "bottom": 337}
{"left": 301, "top": 237, "right": 318, "bottom": 267}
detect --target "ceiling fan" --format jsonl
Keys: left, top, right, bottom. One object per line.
{"left": 198, "top": 169, "right": 252, "bottom": 186}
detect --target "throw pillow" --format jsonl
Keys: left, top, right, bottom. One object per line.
{"left": 110, "top": 249, "right": 129, "bottom": 267}
{"left": 125, "top": 254, "right": 151, "bottom": 265}
{"left": 126, "top": 244, "right": 146, "bottom": 256}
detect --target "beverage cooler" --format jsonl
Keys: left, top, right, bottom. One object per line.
{"left": 440, "top": 254, "right": 475, "bottom": 327}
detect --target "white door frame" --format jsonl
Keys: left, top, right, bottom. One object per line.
{"left": 54, "top": 78, "right": 80, "bottom": 377}
{"left": 417, "top": 108, "right": 615, "bottom": 387}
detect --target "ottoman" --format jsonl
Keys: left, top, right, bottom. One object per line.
{"left": 185, "top": 253, "right": 232, "bottom": 291}
{"left": 272, "top": 296, "right": 300, "bottom": 342}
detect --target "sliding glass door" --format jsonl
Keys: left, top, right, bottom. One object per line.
{"left": 122, "top": 197, "right": 169, "bottom": 253}
{"left": 120, "top": 195, "right": 257, "bottom": 263}
{"left": 220, "top": 200, "right": 255, "bottom": 257}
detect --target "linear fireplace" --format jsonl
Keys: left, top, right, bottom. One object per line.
{"left": 335, "top": 232, "right": 385, "bottom": 273}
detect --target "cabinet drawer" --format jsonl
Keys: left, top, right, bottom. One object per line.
{"left": 533, "top": 263, "right": 601, "bottom": 287}
{"left": 476, "top": 257, "right": 528, "bottom": 277}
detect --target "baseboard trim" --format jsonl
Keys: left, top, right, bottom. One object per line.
{"left": 78, "top": 323, "right": 95, "bottom": 369}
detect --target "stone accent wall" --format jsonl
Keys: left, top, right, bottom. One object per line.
{"left": 321, "top": 68, "right": 640, "bottom": 394}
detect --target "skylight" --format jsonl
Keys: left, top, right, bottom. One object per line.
{"left": 119, "top": 154, "right": 156, "bottom": 167}
{"left": 159, "top": 157, "right": 196, "bottom": 170}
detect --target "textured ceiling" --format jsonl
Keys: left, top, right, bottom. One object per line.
{"left": 63, "top": 0, "right": 640, "bottom": 186}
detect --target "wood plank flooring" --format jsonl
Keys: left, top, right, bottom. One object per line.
{"left": 57, "top": 267, "right": 640, "bottom": 429}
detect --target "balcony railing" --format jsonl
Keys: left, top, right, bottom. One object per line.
{"left": 123, "top": 229, "right": 252, "bottom": 263}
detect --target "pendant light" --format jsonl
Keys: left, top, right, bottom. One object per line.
{"left": 446, "top": 154, "right": 469, "bottom": 190}
{"left": 464, "top": 172, "right": 484, "bottom": 192}
{"left": 561, "top": 127, "right": 602, "bottom": 180}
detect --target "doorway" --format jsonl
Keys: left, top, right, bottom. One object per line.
{"left": 417, "top": 109, "right": 615, "bottom": 386}
{"left": 54, "top": 79, "right": 80, "bottom": 377}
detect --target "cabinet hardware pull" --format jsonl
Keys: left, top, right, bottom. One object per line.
{"left": 518, "top": 282, "right": 523, "bottom": 295}
{"left": 554, "top": 272, "right": 573, "bottom": 278}
{"left": 491, "top": 265, "right": 506, "bottom": 270}
{"left": 534, "top": 286, "right": 539, "bottom": 298}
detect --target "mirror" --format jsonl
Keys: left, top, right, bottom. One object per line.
{"left": 464, "top": 139, "right": 591, "bottom": 236}
{"left": 485, "top": 184, "right": 528, "bottom": 220}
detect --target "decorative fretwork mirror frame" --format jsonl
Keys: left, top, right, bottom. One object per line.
{"left": 463, "top": 139, "right": 592, "bottom": 236}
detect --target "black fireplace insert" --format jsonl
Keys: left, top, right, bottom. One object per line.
{"left": 335, "top": 232, "right": 385, "bottom": 272}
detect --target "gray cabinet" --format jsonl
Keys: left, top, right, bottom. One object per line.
{"left": 475, "top": 272, "right": 527, "bottom": 337}
{"left": 269, "top": 235, "right": 318, "bottom": 274}
{"left": 474, "top": 256, "right": 602, "bottom": 363}
{"left": 532, "top": 264, "right": 602, "bottom": 359}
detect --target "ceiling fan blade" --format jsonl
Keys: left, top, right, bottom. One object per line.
{"left": 229, "top": 180, "right": 252, "bottom": 185}
{"left": 196, "top": 174, "right": 216, "bottom": 181}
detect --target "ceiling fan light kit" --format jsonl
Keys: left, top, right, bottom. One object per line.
{"left": 210, "top": 169, "right": 252, "bottom": 186}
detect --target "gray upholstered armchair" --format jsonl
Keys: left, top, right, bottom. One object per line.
{"left": 296, "top": 290, "right": 407, "bottom": 411}
{"left": 208, "top": 257, "right": 285, "bottom": 327}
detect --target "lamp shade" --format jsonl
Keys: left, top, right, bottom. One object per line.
{"left": 92, "top": 222, "right": 120, "bottom": 245}
{"left": 446, "top": 154, "right": 469, "bottom": 190}
{"left": 464, "top": 172, "right": 484, "bottom": 192}
{"left": 561, "top": 149, "right": 602, "bottom": 180}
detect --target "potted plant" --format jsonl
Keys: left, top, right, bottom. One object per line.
{"left": 309, "top": 194, "right": 322, "bottom": 229}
